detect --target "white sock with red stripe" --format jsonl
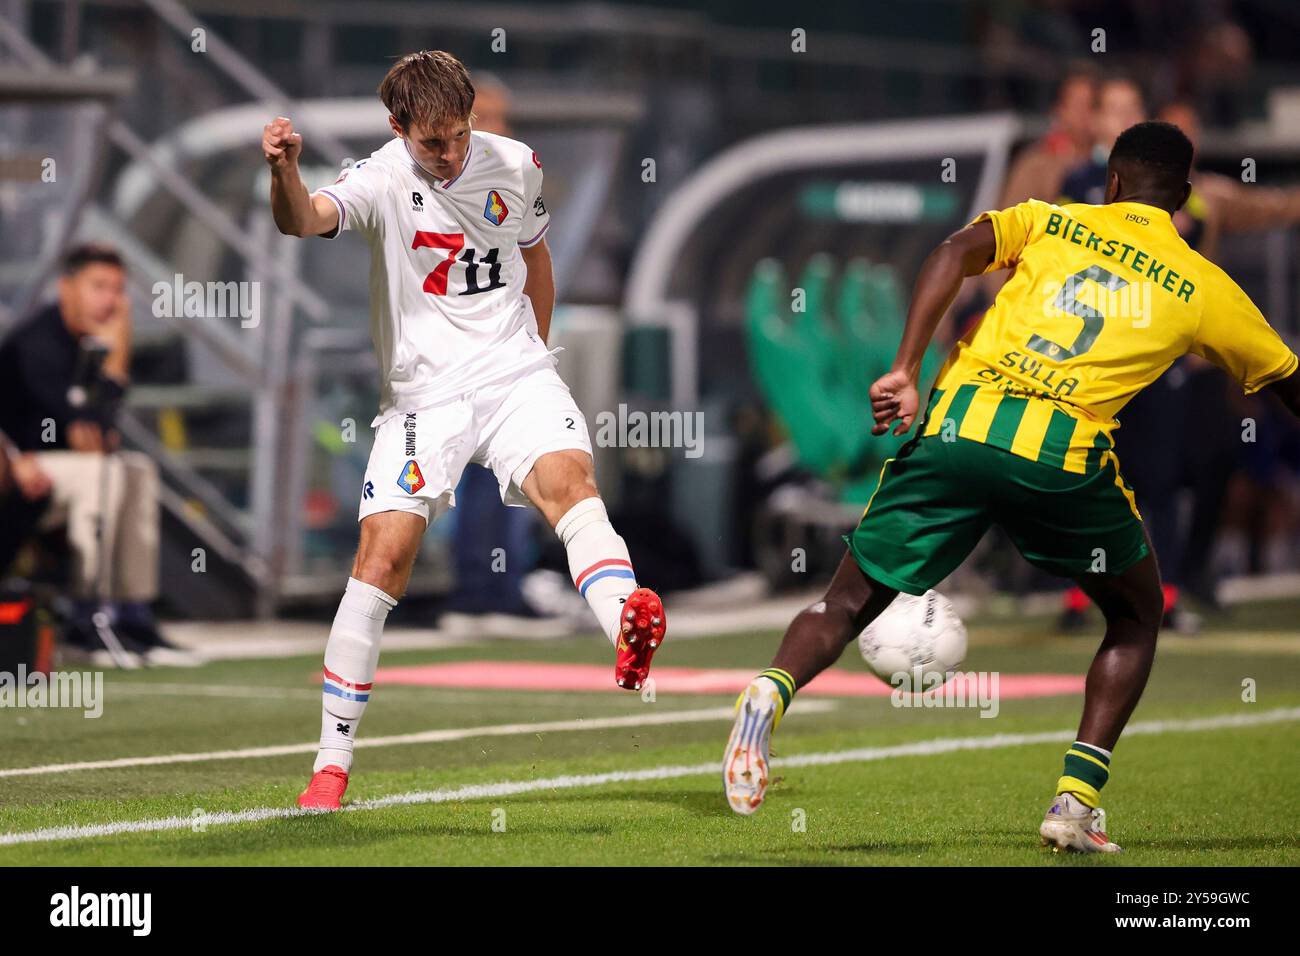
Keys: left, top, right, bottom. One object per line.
{"left": 555, "top": 497, "right": 637, "bottom": 646}
{"left": 314, "top": 577, "right": 397, "bottom": 773}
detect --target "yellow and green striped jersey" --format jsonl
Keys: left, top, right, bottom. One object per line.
{"left": 923, "top": 199, "right": 1299, "bottom": 473}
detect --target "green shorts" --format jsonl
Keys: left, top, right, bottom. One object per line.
{"left": 845, "top": 434, "right": 1150, "bottom": 595}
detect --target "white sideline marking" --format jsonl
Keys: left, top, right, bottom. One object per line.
{"left": 112, "top": 683, "right": 323, "bottom": 701}
{"left": 2, "top": 706, "right": 1295, "bottom": 848}
{"left": 0, "top": 702, "right": 836, "bottom": 779}
{"left": 109, "top": 683, "right": 666, "bottom": 704}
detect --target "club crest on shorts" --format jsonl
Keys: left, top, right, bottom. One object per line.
{"left": 483, "top": 189, "right": 509, "bottom": 226}
{"left": 397, "top": 459, "right": 425, "bottom": 495}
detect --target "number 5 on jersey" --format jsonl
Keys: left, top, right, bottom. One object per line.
{"left": 1027, "top": 265, "right": 1127, "bottom": 361}
{"left": 412, "top": 231, "right": 506, "bottom": 297}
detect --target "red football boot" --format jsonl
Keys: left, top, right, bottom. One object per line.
{"left": 297, "top": 765, "right": 349, "bottom": 811}
{"left": 615, "top": 587, "right": 667, "bottom": 691}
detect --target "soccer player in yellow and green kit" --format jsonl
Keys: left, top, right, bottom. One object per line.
{"left": 722, "top": 121, "right": 1300, "bottom": 852}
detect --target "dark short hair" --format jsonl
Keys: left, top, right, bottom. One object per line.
{"left": 1109, "top": 121, "right": 1193, "bottom": 181}
{"left": 379, "top": 50, "right": 476, "bottom": 131}
{"left": 61, "top": 243, "right": 124, "bottom": 277}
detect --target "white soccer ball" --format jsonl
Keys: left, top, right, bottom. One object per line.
{"left": 857, "top": 589, "right": 967, "bottom": 690}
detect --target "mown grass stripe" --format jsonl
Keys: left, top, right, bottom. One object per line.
{"left": 2, "top": 706, "right": 1295, "bottom": 847}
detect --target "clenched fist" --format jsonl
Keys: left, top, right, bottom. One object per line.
{"left": 869, "top": 369, "right": 920, "bottom": 437}
{"left": 263, "top": 116, "right": 303, "bottom": 169}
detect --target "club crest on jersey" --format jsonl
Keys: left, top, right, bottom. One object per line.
{"left": 397, "top": 459, "right": 425, "bottom": 495}
{"left": 483, "top": 190, "right": 509, "bottom": 226}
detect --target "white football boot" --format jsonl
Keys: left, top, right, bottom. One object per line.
{"left": 723, "top": 679, "right": 783, "bottom": 815}
{"left": 1039, "top": 792, "right": 1122, "bottom": 853}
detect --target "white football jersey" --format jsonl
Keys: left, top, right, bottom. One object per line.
{"left": 316, "top": 130, "right": 556, "bottom": 423}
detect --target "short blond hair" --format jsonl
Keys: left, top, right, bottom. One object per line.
{"left": 379, "top": 50, "right": 475, "bottom": 131}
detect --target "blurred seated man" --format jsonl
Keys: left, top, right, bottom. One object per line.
{"left": 0, "top": 244, "right": 179, "bottom": 663}
{"left": 0, "top": 443, "right": 52, "bottom": 584}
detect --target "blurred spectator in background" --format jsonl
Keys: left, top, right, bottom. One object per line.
{"left": 1160, "top": 99, "right": 1300, "bottom": 596}
{"left": 441, "top": 72, "right": 551, "bottom": 623}
{"left": 1059, "top": 76, "right": 1147, "bottom": 205}
{"left": 1231, "top": 394, "right": 1300, "bottom": 577}
{"left": 1000, "top": 66, "right": 1098, "bottom": 208}
{"left": 470, "top": 74, "right": 511, "bottom": 136}
{"left": 0, "top": 244, "right": 185, "bottom": 664}
{"left": 1054, "top": 81, "right": 1192, "bottom": 630}
{"left": 1059, "top": 93, "right": 1300, "bottom": 630}
{"left": 1177, "top": 18, "right": 1255, "bottom": 128}
{"left": 1160, "top": 100, "right": 1300, "bottom": 261}
{"left": 0, "top": 432, "right": 51, "bottom": 577}
{"left": 1051, "top": 77, "right": 1197, "bottom": 630}
{"left": 966, "top": 68, "right": 1100, "bottom": 325}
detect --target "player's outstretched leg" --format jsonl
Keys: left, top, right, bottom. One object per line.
{"left": 298, "top": 511, "right": 423, "bottom": 811}
{"left": 1039, "top": 549, "right": 1162, "bottom": 852}
{"left": 524, "top": 449, "right": 665, "bottom": 690}
{"left": 725, "top": 551, "right": 897, "bottom": 814}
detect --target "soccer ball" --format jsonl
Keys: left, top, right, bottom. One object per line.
{"left": 857, "top": 589, "right": 967, "bottom": 690}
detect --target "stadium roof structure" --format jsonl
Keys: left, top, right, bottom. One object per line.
{"left": 624, "top": 113, "right": 1023, "bottom": 408}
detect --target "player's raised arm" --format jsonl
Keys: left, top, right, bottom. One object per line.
{"left": 263, "top": 116, "right": 340, "bottom": 238}
{"left": 869, "top": 219, "right": 996, "bottom": 436}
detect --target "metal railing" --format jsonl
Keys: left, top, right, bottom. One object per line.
{"left": 0, "top": 0, "right": 347, "bottom": 613}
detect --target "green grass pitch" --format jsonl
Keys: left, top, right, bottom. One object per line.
{"left": 2, "top": 600, "right": 1298, "bottom": 866}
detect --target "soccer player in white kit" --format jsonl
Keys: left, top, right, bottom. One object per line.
{"left": 262, "top": 50, "right": 667, "bottom": 811}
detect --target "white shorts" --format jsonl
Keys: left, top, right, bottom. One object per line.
{"left": 358, "top": 363, "right": 593, "bottom": 525}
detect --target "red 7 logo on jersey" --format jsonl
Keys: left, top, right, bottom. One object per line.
{"left": 411, "top": 231, "right": 465, "bottom": 295}
{"left": 410, "top": 231, "right": 506, "bottom": 297}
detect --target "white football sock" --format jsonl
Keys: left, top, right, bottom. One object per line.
{"left": 555, "top": 497, "right": 638, "bottom": 646}
{"left": 314, "top": 577, "right": 396, "bottom": 773}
